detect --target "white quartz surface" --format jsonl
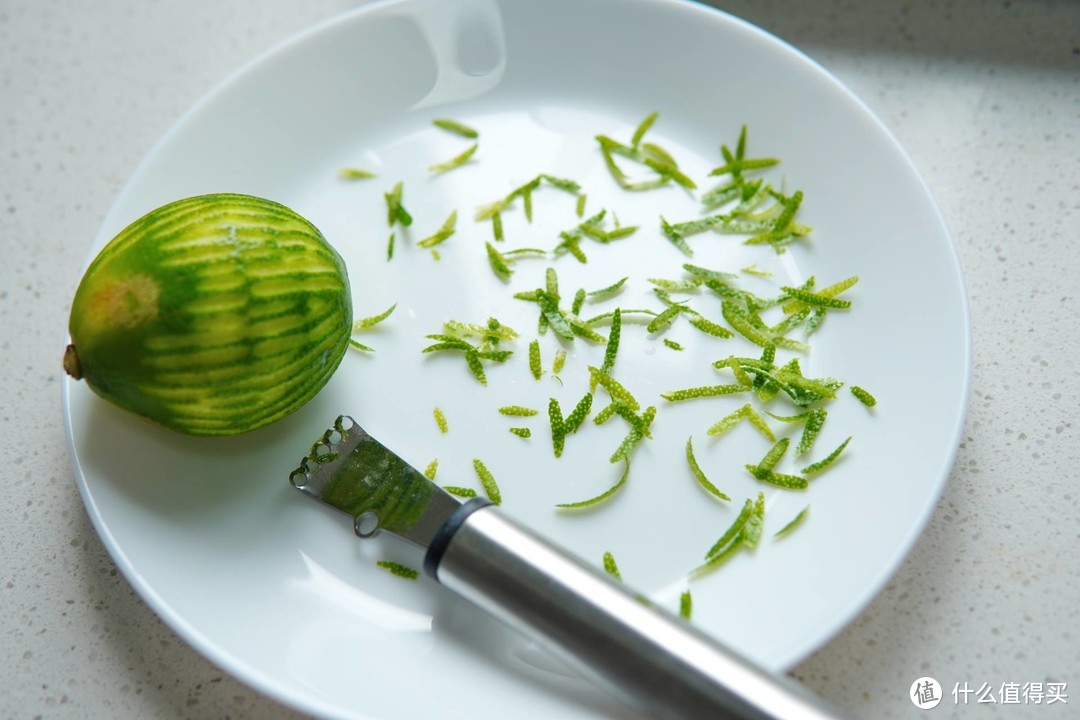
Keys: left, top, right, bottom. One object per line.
{"left": 1, "top": 1, "right": 1076, "bottom": 718}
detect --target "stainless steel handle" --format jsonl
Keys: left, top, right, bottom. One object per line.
{"left": 428, "top": 502, "right": 851, "bottom": 720}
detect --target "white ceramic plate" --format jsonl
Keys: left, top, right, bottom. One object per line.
{"left": 63, "top": 0, "right": 970, "bottom": 718}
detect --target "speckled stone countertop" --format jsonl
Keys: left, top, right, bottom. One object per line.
{"left": 2, "top": 1, "right": 1076, "bottom": 718}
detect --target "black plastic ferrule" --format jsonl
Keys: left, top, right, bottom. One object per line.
{"left": 422, "top": 496, "right": 493, "bottom": 581}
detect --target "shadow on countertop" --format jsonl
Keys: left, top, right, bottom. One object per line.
{"left": 703, "top": 0, "right": 1079, "bottom": 69}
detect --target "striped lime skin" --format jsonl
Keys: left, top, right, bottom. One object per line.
{"left": 66, "top": 193, "right": 352, "bottom": 436}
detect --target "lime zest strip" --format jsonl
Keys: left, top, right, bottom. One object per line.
{"left": 423, "top": 321, "right": 515, "bottom": 386}
{"left": 646, "top": 305, "right": 682, "bottom": 334}
{"left": 433, "top": 118, "right": 479, "bottom": 138}
{"left": 384, "top": 181, "right": 413, "bottom": 227}
{"left": 571, "top": 289, "right": 587, "bottom": 316}
{"left": 587, "top": 277, "right": 628, "bottom": 298}
{"left": 603, "top": 550, "right": 622, "bottom": 580}
{"left": 851, "top": 386, "right": 877, "bottom": 407}
{"left": 774, "top": 506, "right": 810, "bottom": 539}
{"left": 349, "top": 303, "right": 398, "bottom": 352}
{"left": 661, "top": 384, "right": 749, "bottom": 402}
{"left": 601, "top": 140, "right": 669, "bottom": 192}
{"left": 686, "top": 437, "right": 731, "bottom": 502}
{"left": 423, "top": 459, "right": 438, "bottom": 480}
{"left": 679, "top": 590, "right": 693, "bottom": 620}
{"left": 610, "top": 404, "right": 652, "bottom": 439}
{"left": 782, "top": 276, "right": 858, "bottom": 314}
{"left": 755, "top": 437, "right": 789, "bottom": 474}
{"left": 422, "top": 339, "right": 472, "bottom": 353}
{"left": 609, "top": 406, "right": 656, "bottom": 463}
{"left": 433, "top": 406, "right": 448, "bottom": 434}
{"left": 553, "top": 348, "right": 568, "bottom": 374}
{"left": 563, "top": 393, "right": 594, "bottom": 434}
{"left": 485, "top": 242, "right": 513, "bottom": 280}
{"left": 376, "top": 561, "right": 419, "bottom": 580}
{"left": 528, "top": 340, "right": 542, "bottom": 380}
{"left": 429, "top": 143, "right": 478, "bottom": 174}
{"left": 660, "top": 217, "right": 694, "bottom": 256}
{"left": 548, "top": 398, "right": 565, "bottom": 457}
{"left": 544, "top": 268, "right": 561, "bottom": 302}
{"left": 705, "top": 404, "right": 774, "bottom": 441}
{"left": 721, "top": 301, "right": 773, "bottom": 347}
{"left": 443, "top": 486, "right": 477, "bottom": 498}
{"left": 683, "top": 263, "right": 739, "bottom": 282}
{"left": 474, "top": 174, "right": 584, "bottom": 240}
{"left": 568, "top": 318, "right": 604, "bottom": 345}
{"left": 484, "top": 246, "right": 546, "bottom": 281}
{"left": 593, "top": 402, "right": 618, "bottom": 426}
{"left": 598, "top": 134, "right": 698, "bottom": 190}
{"left": 704, "top": 498, "right": 754, "bottom": 561}
{"left": 765, "top": 410, "right": 811, "bottom": 423}
{"left": 795, "top": 408, "right": 827, "bottom": 456}
{"left": 582, "top": 308, "right": 657, "bottom": 327}
{"left": 499, "top": 405, "right": 538, "bottom": 417}
{"left": 557, "top": 461, "right": 630, "bottom": 509}
{"left": 533, "top": 289, "right": 574, "bottom": 340}
{"left": 417, "top": 211, "right": 458, "bottom": 249}
{"left": 464, "top": 350, "right": 486, "bottom": 385}
{"left": 691, "top": 491, "right": 767, "bottom": 578}
{"left": 742, "top": 492, "right": 766, "bottom": 549}
{"left": 707, "top": 125, "right": 779, "bottom": 180}
{"left": 539, "top": 174, "right": 581, "bottom": 195}
{"left": 731, "top": 361, "right": 843, "bottom": 407}
{"left": 745, "top": 439, "right": 808, "bottom": 487}
{"left": 588, "top": 366, "right": 639, "bottom": 410}
{"left": 630, "top": 111, "right": 659, "bottom": 149}
{"left": 692, "top": 538, "right": 743, "bottom": 577}
{"left": 746, "top": 467, "right": 809, "bottom": 489}
{"left": 509, "top": 427, "right": 531, "bottom": 438}
{"left": 801, "top": 437, "right": 851, "bottom": 475}
{"left": 339, "top": 168, "right": 376, "bottom": 180}
{"left": 473, "top": 459, "right": 502, "bottom": 505}
{"left": 705, "top": 406, "right": 746, "bottom": 437}
{"left": 444, "top": 318, "right": 518, "bottom": 345}
{"left": 804, "top": 308, "right": 826, "bottom": 337}
{"left": 597, "top": 112, "right": 697, "bottom": 192}
{"left": 769, "top": 308, "right": 811, "bottom": 337}
{"left": 552, "top": 210, "right": 637, "bottom": 263}
{"left": 686, "top": 312, "right": 734, "bottom": 340}
{"left": 648, "top": 277, "right": 702, "bottom": 292}
{"left": 781, "top": 285, "right": 852, "bottom": 309}
{"left": 742, "top": 406, "right": 776, "bottom": 441}
{"left": 600, "top": 310, "right": 621, "bottom": 378}
{"left": 741, "top": 264, "right": 772, "bottom": 277}
{"left": 741, "top": 190, "right": 806, "bottom": 253}
{"left": 725, "top": 356, "right": 753, "bottom": 387}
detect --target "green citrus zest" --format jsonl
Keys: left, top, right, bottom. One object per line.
{"left": 774, "top": 505, "right": 810, "bottom": 539}
{"left": 376, "top": 561, "right": 419, "bottom": 580}
{"left": 686, "top": 437, "right": 730, "bottom": 502}
{"left": 433, "top": 118, "right": 479, "bottom": 138}
{"left": 472, "top": 458, "right": 502, "bottom": 505}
